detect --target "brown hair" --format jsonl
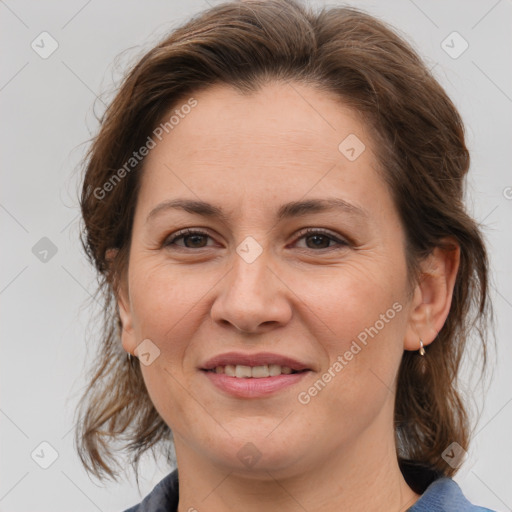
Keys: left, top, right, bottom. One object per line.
{"left": 76, "top": 0, "right": 493, "bottom": 484}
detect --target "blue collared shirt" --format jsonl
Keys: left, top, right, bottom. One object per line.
{"left": 408, "top": 477, "right": 495, "bottom": 511}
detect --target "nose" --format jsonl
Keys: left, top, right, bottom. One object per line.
{"left": 210, "top": 247, "right": 293, "bottom": 335}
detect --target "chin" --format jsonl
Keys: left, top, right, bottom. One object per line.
{"left": 204, "top": 422, "right": 311, "bottom": 477}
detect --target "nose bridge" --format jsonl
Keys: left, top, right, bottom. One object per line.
{"left": 230, "top": 242, "right": 269, "bottom": 297}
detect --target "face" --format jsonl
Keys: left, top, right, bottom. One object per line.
{"left": 117, "top": 82, "right": 421, "bottom": 477}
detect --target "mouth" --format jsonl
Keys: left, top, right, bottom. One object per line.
{"left": 200, "top": 352, "right": 312, "bottom": 398}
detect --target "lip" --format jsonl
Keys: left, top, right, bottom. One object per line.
{"left": 200, "top": 351, "right": 312, "bottom": 372}
{"left": 203, "top": 371, "right": 310, "bottom": 398}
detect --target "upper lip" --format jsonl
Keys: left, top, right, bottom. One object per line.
{"left": 201, "top": 352, "right": 312, "bottom": 372}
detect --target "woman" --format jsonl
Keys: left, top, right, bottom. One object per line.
{"left": 75, "top": 1, "right": 495, "bottom": 510}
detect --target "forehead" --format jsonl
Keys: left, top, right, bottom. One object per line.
{"left": 157, "top": 82, "right": 370, "bottom": 160}
{"left": 137, "top": 81, "right": 390, "bottom": 219}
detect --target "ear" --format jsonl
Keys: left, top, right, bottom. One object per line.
{"left": 106, "top": 248, "right": 137, "bottom": 356}
{"left": 404, "top": 238, "right": 460, "bottom": 351}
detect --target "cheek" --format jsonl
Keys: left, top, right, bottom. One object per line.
{"left": 129, "top": 259, "right": 212, "bottom": 341}
{"left": 127, "top": 262, "right": 209, "bottom": 433}
{"left": 127, "top": 258, "right": 222, "bottom": 413}
{"left": 290, "top": 255, "right": 406, "bottom": 345}
{"left": 293, "top": 259, "right": 407, "bottom": 404}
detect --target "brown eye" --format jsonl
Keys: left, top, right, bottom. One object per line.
{"left": 164, "top": 229, "right": 213, "bottom": 249}
{"left": 294, "top": 229, "right": 349, "bottom": 251}
{"left": 305, "top": 233, "right": 332, "bottom": 249}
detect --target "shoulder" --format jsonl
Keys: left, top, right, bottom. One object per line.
{"left": 409, "top": 476, "right": 496, "bottom": 512}
{"left": 121, "top": 469, "right": 179, "bottom": 512}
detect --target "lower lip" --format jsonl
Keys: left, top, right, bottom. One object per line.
{"left": 202, "top": 370, "right": 310, "bottom": 398}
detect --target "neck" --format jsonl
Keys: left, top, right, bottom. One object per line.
{"left": 174, "top": 421, "right": 420, "bottom": 512}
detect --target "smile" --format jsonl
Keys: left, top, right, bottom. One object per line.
{"left": 206, "top": 364, "right": 305, "bottom": 378}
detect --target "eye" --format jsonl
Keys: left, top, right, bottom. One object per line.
{"left": 292, "top": 228, "right": 349, "bottom": 250}
{"left": 163, "top": 229, "right": 215, "bottom": 249}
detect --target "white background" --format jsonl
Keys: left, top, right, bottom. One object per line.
{"left": 1, "top": 1, "right": 511, "bottom": 511}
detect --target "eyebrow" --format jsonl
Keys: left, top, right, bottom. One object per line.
{"left": 146, "top": 197, "right": 368, "bottom": 224}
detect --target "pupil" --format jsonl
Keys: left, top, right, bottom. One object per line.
{"left": 186, "top": 235, "right": 206, "bottom": 248}
{"left": 308, "top": 235, "right": 329, "bottom": 249}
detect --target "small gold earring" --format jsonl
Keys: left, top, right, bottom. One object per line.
{"left": 419, "top": 338, "right": 426, "bottom": 356}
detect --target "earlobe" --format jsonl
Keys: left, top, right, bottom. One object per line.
{"left": 404, "top": 239, "right": 460, "bottom": 351}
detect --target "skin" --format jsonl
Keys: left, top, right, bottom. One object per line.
{"left": 115, "top": 82, "right": 460, "bottom": 512}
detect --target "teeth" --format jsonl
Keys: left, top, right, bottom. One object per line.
{"left": 235, "top": 365, "right": 252, "bottom": 378}
{"left": 212, "top": 364, "right": 296, "bottom": 378}
{"left": 269, "top": 364, "right": 281, "bottom": 376}
{"left": 224, "top": 364, "right": 236, "bottom": 377}
{"left": 252, "top": 365, "right": 269, "bottom": 378}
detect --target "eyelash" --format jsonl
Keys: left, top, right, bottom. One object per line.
{"left": 163, "top": 227, "right": 349, "bottom": 251}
